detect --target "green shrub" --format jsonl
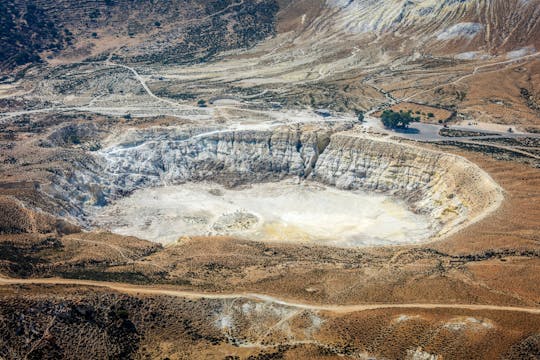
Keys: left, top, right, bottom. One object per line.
{"left": 89, "top": 9, "right": 100, "bottom": 19}
{"left": 381, "top": 110, "right": 418, "bottom": 129}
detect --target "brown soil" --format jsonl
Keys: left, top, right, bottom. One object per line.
{"left": 0, "top": 283, "right": 538, "bottom": 359}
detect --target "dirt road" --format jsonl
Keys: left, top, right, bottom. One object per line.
{"left": 2, "top": 277, "right": 540, "bottom": 314}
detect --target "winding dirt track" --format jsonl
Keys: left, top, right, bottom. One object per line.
{"left": 1, "top": 277, "right": 540, "bottom": 314}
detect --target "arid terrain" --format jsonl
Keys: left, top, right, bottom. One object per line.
{"left": 1, "top": 1, "right": 540, "bottom": 359}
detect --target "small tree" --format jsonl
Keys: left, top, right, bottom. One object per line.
{"left": 68, "top": 135, "right": 81, "bottom": 145}
{"left": 427, "top": 112, "right": 435, "bottom": 118}
{"left": 197, "top": 99, "right": 207, "bottom": 108}
{"left": 356, "top": 111, "right": 365, "bottom": 122}
{"left": 381, "top": 110, "right": 417, "bottom": 129}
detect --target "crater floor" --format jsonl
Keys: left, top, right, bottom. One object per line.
{"left": 92, "top": 180, "right": 435, "bottom": 247}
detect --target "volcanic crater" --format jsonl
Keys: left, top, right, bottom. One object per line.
{"left": 44, "top": 122, "right": 504, "bottom": 248}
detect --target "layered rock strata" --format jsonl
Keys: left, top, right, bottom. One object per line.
{"left": 46, "top": 125, "right": 503, "bottom": 240}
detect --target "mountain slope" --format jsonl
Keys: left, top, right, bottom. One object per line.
{"left": 289, "top": 0, "right": 540, "bottom": 55}
{"left": 0, "top": 1, "right": 66, "bottom": 71}
{"left": 2, "top": 0, "right": 539, "bottom": 73}
{"left": 0, "top": 0, "right": 280, "bottom": 72}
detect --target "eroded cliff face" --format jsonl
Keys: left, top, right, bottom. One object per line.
{"left": 320, "top": 0, "right": 540, "bottom": 52}
{"left": 314, "top": 133, "right": 503, "bottom": 237}
{"left": 99, "top": 127, "right": 331, "bottom": 188}
{"left": 46, "top": 125, "right": 502, "bottom": 241}
{"left": 45, "top": 124, "right": 339, "bottom": 220}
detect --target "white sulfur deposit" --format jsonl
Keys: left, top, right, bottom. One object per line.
{"left": 93, "top": 180, "right": 435, "bottom": 246}
{"left": 436, "top": 22, "right": 484, "bottom": 40}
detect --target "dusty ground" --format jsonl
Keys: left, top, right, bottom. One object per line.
{"left": 1, "top": 1, "right": 540, "bottom": 358}
{"left": 93, "top": 181, "right": 434, "bottom": 246}
{"left": 0, "top": 100, "right": 539, "bottom": 360}
{"left": 0, "top": 282, "right": 539, "bottom": 359}
{"left": 0, "top": 134, "right": 538, "bottom": 359}
{"left": 1, "top": 145, "right": 538, "bottom": 305}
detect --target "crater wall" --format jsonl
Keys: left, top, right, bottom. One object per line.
{"left": 46, "top": 125, "right": 503, "bottom": 240}
{"left": 314, "top": 133, "right": 503, "bottom": 237}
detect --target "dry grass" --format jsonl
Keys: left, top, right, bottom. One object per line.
{"left": 0, "top": 284, "right": 538, "bottom": 359}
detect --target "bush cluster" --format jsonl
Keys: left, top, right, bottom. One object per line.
{"left": 381, "top": 110, "right": 420, "bottom": 129}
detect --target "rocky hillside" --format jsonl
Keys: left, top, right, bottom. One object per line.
{"left": 0, "top": 1, "right": 66, "bottom": 72}
{"left": 2, "top": 0, "right": 539, "bottom": 73}
{"left": 319, "top": 0, "right": 540, "bottom": 53}
{"left": 0, "top": 0, "right": 280, "bottom": 72}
